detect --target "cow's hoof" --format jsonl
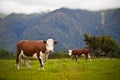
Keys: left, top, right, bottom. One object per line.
{"left": 41, "top": 68, "right": 44, "bottom": 70}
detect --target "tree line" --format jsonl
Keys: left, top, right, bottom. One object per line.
{"left": 84, "top": 33, "right": 120, "bottom": 58}
{"left": 0, "top": 49, "right": 16, "bottom": 59}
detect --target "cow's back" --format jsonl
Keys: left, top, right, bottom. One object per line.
{"left": 82, "top": 49, "right": 90, "bottom": 53}
{"left": 17, "top": 40, "right": 46, "bottom": 56}
{"left": 72, "top": 49, "right": 83, "bottom": 55}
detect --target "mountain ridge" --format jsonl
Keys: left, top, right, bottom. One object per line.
{"left": 0, "top": 8, "right": 120, "bottom": 53}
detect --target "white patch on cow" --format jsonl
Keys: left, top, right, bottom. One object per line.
{"left": 88, "top": 53, "right": 91, "bottom": 61}
{"left": 69, "top": 50, "right": 72, "bottom": 56}
{"left": 81, "top": 54, "right": 85, "bottom": 56}
{"left": 88, "top": 53, "right": 91, "bottom": 59}
{"left": 20, "top": 50, "right": 24, "bottom": 57}
{"left": 76, "top": 55, "right": 78, "bottom": 58}
{"left": 20, "top": 50, "right": 26, "bottom": 57}
{"left": 32, "top": 53, "right": 37, "bottom": 59}
{"left": 46, "top": 39, "right": 54, "bottom": 53}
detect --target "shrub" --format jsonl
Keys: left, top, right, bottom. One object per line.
{"left": 0, "top": 49, "right": 15, "bottom": 59}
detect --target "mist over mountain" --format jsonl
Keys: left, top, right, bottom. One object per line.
{"left": 0, "top": 8, "right": 120, "bottom": 53}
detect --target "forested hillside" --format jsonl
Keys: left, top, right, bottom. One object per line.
{"left": 0, "top": 8, "right": 120, "bottom": 53}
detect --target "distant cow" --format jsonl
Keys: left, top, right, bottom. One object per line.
{"left": 16, "top": 39, "right": 57, "bottom": 70}
{"left": 69, "top": 48, "right": 91, "bottom": 62}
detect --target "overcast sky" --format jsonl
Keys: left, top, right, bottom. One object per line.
{"left": 0, "top": 0, "right": 120, "bottom": 14}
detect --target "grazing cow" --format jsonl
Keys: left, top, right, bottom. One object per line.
{"left": 69, "top": 48, "right": 91, "bottom": 62}
{"left": 16, "top": 39, "right": 57, "bottom": 70}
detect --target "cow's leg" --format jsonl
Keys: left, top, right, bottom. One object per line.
{"left": 16, "top": 54, "right": 20, "bottom": 70}
{"left": 85, "top": 54, "right": 88, "bottom": 60}
{"left": 17, "top": 55, "right": 22, "bottom": 70}
{"left": 40, "top": 51, "right": 45, "bottom": 70}
{"left": 37, "top": 51, "right": 45, "bottom": 70}
{"left": 72, "top": 55, "right": 74, "bottom": 61}
{"left": 16, "top": 50, "right": 22, "bottom": 70}
{"left": 44, "top": 54, "right": 48, "bottom": 63}
{"left": 16, "top": 52, "right": 20, "bottom": 66}
{"left": 25, "top": 59, "right": 31, "bottom": 70}
{"left": 75, "top": 55, "right": 78, "bottom": 62}
{"left": 37, "top": 56, "right": 42, "bottom": 70}
{"left": 88, "top": 53, "right": 91, "bottom": 61}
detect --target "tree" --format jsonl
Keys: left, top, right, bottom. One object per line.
{"left": 84, "top": 33, "right": 119, "bottom": 57}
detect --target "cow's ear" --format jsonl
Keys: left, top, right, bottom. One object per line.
{"left": 43, "top": 40, "right": 46, "bottom": 43}
{"left": 54, "top": 41, "right": 57, "bottom": 44}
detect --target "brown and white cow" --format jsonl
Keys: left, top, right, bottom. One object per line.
{"left": 16, "top": 39, "right": 57, "bottom": 70}
{"left": 69, "top": 48, "right": 91, "bottom": 62}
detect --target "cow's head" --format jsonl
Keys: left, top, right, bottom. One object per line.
{"left": 44, "top": 39, "right": 57, "bottom": 53}
{"left": 68, "top": 50, "right": 72, "bottom": 56}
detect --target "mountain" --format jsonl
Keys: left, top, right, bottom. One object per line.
{"left": 0, "top": 13, "right": 47, "bottom": 39}
{"left": 0, "top": 8, "right": 120, "bottom": 53}
{"left": 0, "top": 13, "right": 47, "bottom": 52}
{"left": 0, "top": 25, "right": 17, "bottom": 51}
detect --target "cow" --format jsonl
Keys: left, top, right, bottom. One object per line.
{"left": 68, "top": 48, "right": 91, "bottom": 62}
{"left": 16, "top": 39, "right": 57, "bottom": 70}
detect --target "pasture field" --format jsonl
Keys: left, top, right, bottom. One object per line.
{"left": 0, "top": 58, "right": 120, "bottom": 80}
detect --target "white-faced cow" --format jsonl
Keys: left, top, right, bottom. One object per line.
{"left": 69, "top": 48, "right": 91, "bottom": 62}
{"left": 16, "top": 39, "right": 57, "bottom": 70}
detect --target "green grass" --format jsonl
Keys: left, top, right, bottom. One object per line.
{"left": 0, "top": 58, "right": 120, "bottom": 80}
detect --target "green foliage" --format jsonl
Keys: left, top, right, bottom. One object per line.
{"left": 0, "top": 49, "right": 15, "bottom": 59}
{"left": 84, "top": 33, "right": 120, "bottom": 57}
{"left": 109, "top": 48, "right": 120, "bottom": 58}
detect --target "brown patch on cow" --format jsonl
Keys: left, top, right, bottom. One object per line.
{"left": 71, "top": 48, "right": 91, "bottom": 62}
{"left": 17, "top": 40, "right": 46, "bottom": 57}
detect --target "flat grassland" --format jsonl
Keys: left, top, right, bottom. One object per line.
{"left": 0, "top": 58, "right": 120, "bottom": 80}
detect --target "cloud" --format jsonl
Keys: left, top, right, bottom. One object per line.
{"left": 0, "top": 0, "right": 45, "bottom": 14}
{"left": 0, "top": 0, "right": 120, "bottom": 14}
{"left": 61, "top": 0, "right": 120, "bottom": 10}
